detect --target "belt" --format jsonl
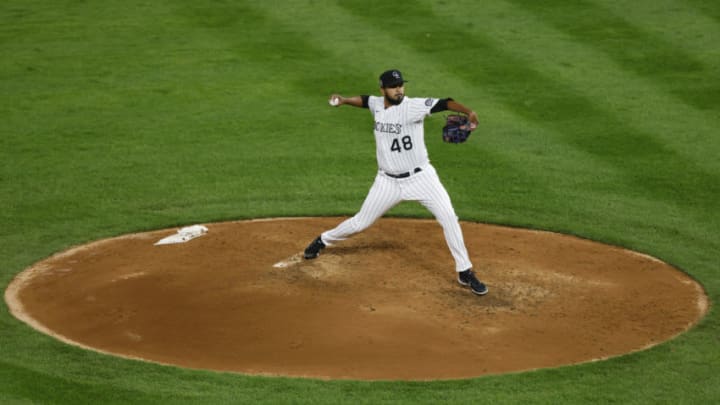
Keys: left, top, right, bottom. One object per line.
{"left": 385, "top": 167, "right": 422, "bottom": 179}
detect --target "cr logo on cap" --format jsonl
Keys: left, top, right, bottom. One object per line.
{"left": 379, "top": 69, "right": 407, "bottom": 88}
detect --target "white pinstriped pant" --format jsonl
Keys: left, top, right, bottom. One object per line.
{"left": 321, "top": 164, "right": 473, "bottom": 272}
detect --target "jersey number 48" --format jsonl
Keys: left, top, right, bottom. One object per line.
{"left": 391, "top": 136, "right": 413, "bottom": 153}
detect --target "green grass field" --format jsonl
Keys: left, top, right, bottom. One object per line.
{"left": 2, "top": 0, "right": 719, "bottom": 403}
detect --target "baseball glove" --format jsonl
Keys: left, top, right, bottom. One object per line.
{"left": 442, "top": 113, "right": 475, "bottom": 143}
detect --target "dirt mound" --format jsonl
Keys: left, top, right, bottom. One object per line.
{"left": 5, "top": 217, "right": 707, "bottom": 380}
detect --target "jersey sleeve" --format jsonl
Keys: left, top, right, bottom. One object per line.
{"left": 430, "top": 98, "right": 453, "bottom": 114}
{"left": 367, "top": 96, "right": 383, "bottom": 115}
{"left": 408, "top": 97, "right": 439, "bottom": 121}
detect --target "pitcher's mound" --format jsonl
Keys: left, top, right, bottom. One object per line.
{"left": 5, "top": 217, "right": 707, "bottom": 380}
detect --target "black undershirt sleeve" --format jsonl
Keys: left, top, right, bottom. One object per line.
{"left": 430, "top": 97, "right": 454, "bottom": 114}
{"left": 361, "top": 95, "right": 369, "bottom": 108}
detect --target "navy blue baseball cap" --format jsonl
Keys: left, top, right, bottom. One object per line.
{"left": 379, "top": 69, "right": 407, "bottom": 88}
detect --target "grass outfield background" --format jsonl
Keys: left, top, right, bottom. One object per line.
{"left": 1, "top": 0, "right": 718, "bottom": 403}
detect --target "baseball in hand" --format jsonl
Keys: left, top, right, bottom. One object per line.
{"left": 329, "top": 97, "right": 340, "bottom": 106}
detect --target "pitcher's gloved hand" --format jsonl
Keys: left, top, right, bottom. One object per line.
{"left": 442, "top": 113, "right": 475, "bottom": 143}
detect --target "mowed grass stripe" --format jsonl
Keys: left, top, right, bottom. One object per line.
{"left": 0, "top": 359, "right": 175, "bottom": 404}
{"left": 474, "top": 0, "right": 720, "bottom": 232}
{"left": 1, "top": 1, "right": 375, "bottom": 229}
{"left": 686, "top": 0, "right": 720, "bottom": 23}
{"left": 429, "top": 1, "right": 720, "bottom": 240}
{"left": 336, "top": 1, "right": 719, "bottom": 218}
{"left": 508, "top": 0, "right": 720, "bottom": 112}
{"left": 600, "top": 0, "right": 720, "bottom": 68}
{"left": 599, "top": 0, "right": 720, "bottom": 115}
{"left": 435, "top": 0, "right": 720, "bottom": 171}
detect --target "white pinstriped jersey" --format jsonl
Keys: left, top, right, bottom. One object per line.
{"left": 367, "top": 95, "right": 439, "bottom": 174}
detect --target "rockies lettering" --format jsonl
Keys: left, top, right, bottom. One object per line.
{"left": 374, "top": 121, "right": 402, "bottom": 134}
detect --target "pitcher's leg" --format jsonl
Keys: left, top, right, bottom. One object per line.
{"left": 321, "top": 173, "right": 401, "bottom": 244}
{"left": 412, "top": 170, "right": 473, "bottom": 272}
{"left": 427, "top": 202, "right": 473, "bottom": 272}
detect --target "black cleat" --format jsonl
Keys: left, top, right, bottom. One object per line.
{"left": 457, "top": 269, "right": 488, "bottom": 295}
{"left": 304, "top": 236, "right": 326, "bottom": 259}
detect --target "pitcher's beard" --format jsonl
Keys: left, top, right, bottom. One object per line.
{"left": 385, "top": 94, "right": 404, "bottom": 105}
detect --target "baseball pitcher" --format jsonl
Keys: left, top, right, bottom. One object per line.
{"left": 304, "top": 69, "right": 487, "bottom": 296}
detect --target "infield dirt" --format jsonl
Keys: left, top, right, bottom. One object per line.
{"left": 5, "top": 217, "right": 708, "bottom": 380}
